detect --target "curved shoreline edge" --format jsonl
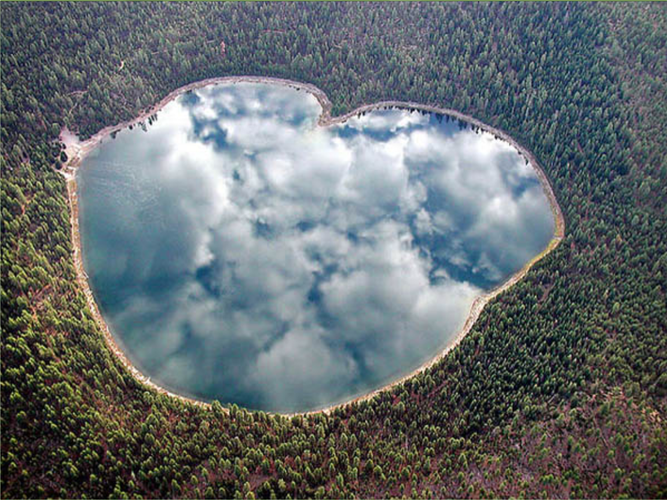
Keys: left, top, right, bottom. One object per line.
{"left": 59, "top": 75, "right": 566, "bottom": 416}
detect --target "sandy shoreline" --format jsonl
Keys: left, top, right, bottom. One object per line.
{"left": 60, "top": 75, "right": 565, "bottom": 416}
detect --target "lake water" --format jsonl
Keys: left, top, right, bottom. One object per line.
{"left": 77, "top": 82, "right": 555, "bottom": 412}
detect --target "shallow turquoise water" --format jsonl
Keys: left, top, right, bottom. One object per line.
{"left": 78, "top": 82, "right": 554, "bottom": 412}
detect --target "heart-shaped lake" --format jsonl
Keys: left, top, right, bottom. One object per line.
{"left": 76, "top": 81, "right": 556, "bottom": 412}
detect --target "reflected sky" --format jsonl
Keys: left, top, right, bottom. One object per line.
{"left": 78, "top": 83, "right": 554, "bottom": 412}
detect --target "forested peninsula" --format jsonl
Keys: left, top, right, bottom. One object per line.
{"left": 2, "top": 3, "right": 666, "bottom": 498}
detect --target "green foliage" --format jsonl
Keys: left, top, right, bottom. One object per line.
{"left": 1, "top": 3, "right": 666, "bottom": 499}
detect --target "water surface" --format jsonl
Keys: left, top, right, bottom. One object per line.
{"left": 78, "top": 82, "right": 554, "bottom": 412}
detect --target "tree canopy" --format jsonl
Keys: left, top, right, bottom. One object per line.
{"left": 1, "top": 3, "right": 666, "bottom": 498}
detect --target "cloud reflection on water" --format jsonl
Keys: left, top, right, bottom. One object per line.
{"left": 79, "top": 83, "right": 554, "bottom": 411}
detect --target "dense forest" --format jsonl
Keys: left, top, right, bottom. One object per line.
{"left": 1, "top": 3, "right": 666, "bottom": 499}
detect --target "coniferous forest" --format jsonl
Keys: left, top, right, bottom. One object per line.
{"left": 1, "top": 3, "right": 666, "bottom": 498}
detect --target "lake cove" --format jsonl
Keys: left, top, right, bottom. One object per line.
{"left": 76, "top": 82, "right": 557, "bottom": 412}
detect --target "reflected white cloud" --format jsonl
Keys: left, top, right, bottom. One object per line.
{"left": 79, "top": 82, "right": 554, "bottom": 411}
